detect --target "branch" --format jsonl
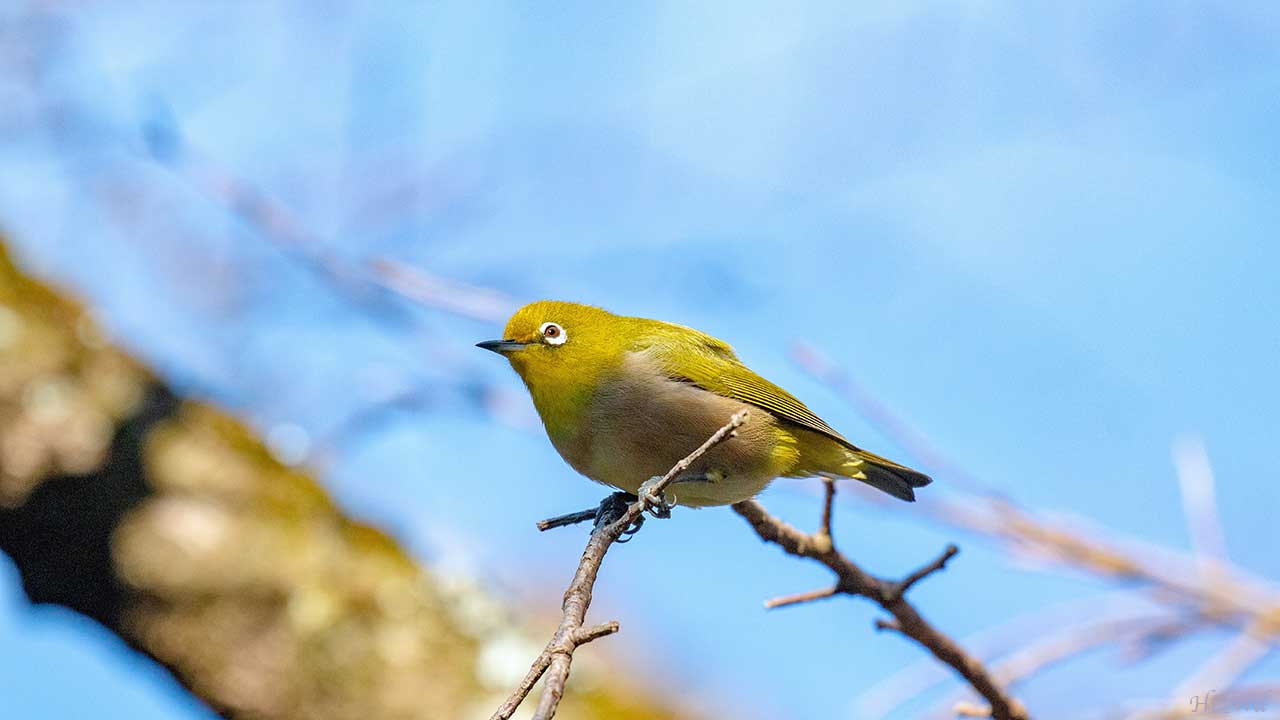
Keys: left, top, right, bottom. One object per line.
{"left": 887, "top": 544, "right": 960, "bottom": 604}
{"left": 731, "top": 490, "right": 1029, "bottom": 720}
{"left": 536, "top": 507, "right": 600, "bottom": 532}
{"left": 492, "top": 410, "right": 750, "bottom": 720}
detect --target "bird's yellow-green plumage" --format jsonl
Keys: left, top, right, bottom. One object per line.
{"left": 478, "top": 301, "right": 931, "bottom": 507}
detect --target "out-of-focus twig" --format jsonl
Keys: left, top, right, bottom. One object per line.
{"left": 1126, "top": 684, "right": 1280, "bottom": 719}
{"left": 922, "top": 615, "right": 1184, "bottom": 720}
{"left": 1172, "top": 435, "right": 1229, "bottom": 580}
{"left": 370, "top": 257, "right": 516, "bottom": 323}
{"left": 144, "top": 111, "right": 518, "bottom": 329}
{"left": 491, "top": 410, "right": 750, "bottom": 720}
{"left": 790, "top": 341, "right": 993, "bottom": 495}
{"left": 1166, "top": 438, "right": 1274, "bottom": 709}
{"left": 306, "top": 384, "right": 436, "bottom": 467}
{"left": 1173, "top": 620, "right": 1274, "bottom": 703}
{"left": 926, "top": 496, "right": 1280, "bottom": 628}
{"left": 856, "top": 592, "right": 1150, "bottom": 718}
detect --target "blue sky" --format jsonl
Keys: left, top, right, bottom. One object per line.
{"left": 2, "top": 2, "right": 1279, "bottom": 718}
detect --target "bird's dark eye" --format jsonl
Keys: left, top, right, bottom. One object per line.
{"left": 539, "top": 321, "right": 567, "bottom": 345}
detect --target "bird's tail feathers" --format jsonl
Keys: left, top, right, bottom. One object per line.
{"left": 815, "top": 448, "right": 932, "bottom": 502}
{"left": 789, "top": 429, "right": 933, "bottom": 502}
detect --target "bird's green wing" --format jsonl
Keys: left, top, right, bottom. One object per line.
{"left": 642, "top": 323, "right": 933, "bottom": 501}
{"left": 646, "top": 329, "right": 855, "bottom": 450}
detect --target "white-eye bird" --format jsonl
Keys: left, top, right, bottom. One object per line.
{"left": 478, "top": 301, "right": 931, "bottom": 509}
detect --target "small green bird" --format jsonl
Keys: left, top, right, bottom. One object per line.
{"left": 478, "top": 301, "right": 931, "bottom": 509}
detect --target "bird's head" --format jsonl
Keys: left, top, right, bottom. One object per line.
{"left": 477, "top": 301, "right": 626, "bottom": 405}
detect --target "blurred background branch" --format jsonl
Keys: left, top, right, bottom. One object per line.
{"left": 0, "top": 240, "right": 694, "bottom": 720}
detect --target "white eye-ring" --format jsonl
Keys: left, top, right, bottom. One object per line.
{"left": 539, "top": 321, "right": 567, "bottom": 345}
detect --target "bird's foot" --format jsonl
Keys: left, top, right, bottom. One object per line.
{"left": 594, "top": 491, "right": 647, "bottom": 543}
{"left": 593, "top": 491, "right": 634, "bottom": 528}
{"left": 638, "top": 475, "right": 674, "bottom": 519}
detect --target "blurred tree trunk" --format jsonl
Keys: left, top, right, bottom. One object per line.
{"left": 0, "top": 240, "right": 687, "bottom": 720}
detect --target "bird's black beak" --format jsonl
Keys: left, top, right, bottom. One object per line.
{"left": 476, "top": 339, "right": 528, "bottom": 355}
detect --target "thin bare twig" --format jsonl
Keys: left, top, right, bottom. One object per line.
{"left": 731, "top": 492, "right": 1029, "bottom": 720}
{"left": 765, "top": 585, "right": 839, "bottom": 610}
{"left": 491, "top": 410, "right": 750, "bottom": 720}
{"left": 536, "top": 508, "right": 600, "bottom": 532}
{"left": 955, "top": 701, "right": 997, "bottom": 718}
{"left": 819, "top": 475, "right": 835, "bottom": 537}
{"left": 761, "top": 478, "right": 843, "bottom": 610}
{"left": 887, "top": 544, "right": 960, "bottom": 604}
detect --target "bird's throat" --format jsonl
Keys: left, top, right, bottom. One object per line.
{"left": 516, "top": 366, "right": 594, "bottom": 456}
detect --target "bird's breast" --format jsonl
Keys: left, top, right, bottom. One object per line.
{"left": 573, "top": 351, "right": 796, "bottom": 506}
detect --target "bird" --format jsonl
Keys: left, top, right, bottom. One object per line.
{"left": 477, "top": 301, "right": 931, "bottom": 513}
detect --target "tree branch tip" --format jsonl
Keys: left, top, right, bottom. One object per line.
{"left": 764, "top": 586, "right": 839, "bottom": 610}
{"left": 819, "top": 478, "right": 837, "bottom": 537}
{"left": 535, "top": 506, "right": 598, "bottom": 532}
{"left": 573, "top": 621, "right": 621, "bottom": 645}
{"left": 953, "top": 701, "right": 993, "bottom": 717}
{"left": 886, "top": 543, "right": 962, "bottom": 603}
{"left": 874, "top": 618, "right": 901, "bottom": 633}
